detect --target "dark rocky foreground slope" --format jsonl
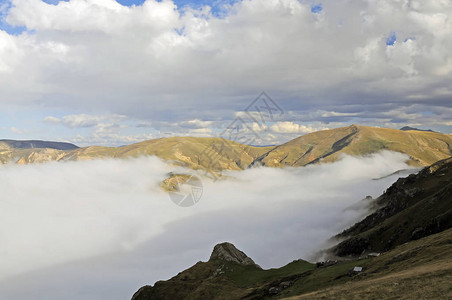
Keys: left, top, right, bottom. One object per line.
{"left": 333, "top": 157, "right": 452, "bottom": 257}
{"left": 131, "top": 157, "right": 452, "bottom": 300}
{"left": 131, "top": 243, "right": 265, "bottom": 300}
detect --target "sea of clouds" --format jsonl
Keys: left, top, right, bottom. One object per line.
{"left": 0, "top": 151, "right": 416, "bottom": 299}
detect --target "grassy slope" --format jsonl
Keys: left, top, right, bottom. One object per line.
{"left": 259, "top": 125, "right": 452, "bottom": 167}
{"left": 67, "top": 137, "right": 274, "bottom": 176}
{"left": 283, "top": 228, "right": 452, "bottom": 300}
{"left": 131, "top": 228, "right": 452, "bottom": 300}
{"left": 131, "top": 258, "right": 316, "bottom": 300}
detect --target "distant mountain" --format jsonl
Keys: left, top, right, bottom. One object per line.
{"left": 400, "top": 126, "right": 436, "bottom": 132}
{"left": 1, "top": 125, "right": 451, "bottom": 168}
{"left": 0, "top": 139, "right": 78, "bottom": 150}
{"left": 0, "top": 140, "right": 79, "bottom": 164}
{"left": 130, "top": 158, "right": 452, "bottom": 300}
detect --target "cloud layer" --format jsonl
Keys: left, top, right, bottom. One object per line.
{"left": 0, "top": 0, "right": 451, "bottom": 144}
{"left": 0, "top": 151, "right": 415, "bottom": 299}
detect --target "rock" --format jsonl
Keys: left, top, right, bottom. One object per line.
{"left": 316, "top": 260, "right": 338, "bottom": 267}
{"left": 334, "top": 236, "right": 370, "bottom": 256}
{"left": 367, "top": 252, "right": 381, "bottom": 258}
{"left": 411, "top": 227, "right": 424, "bottom": 239}
{"left": 279, "top": 281, "right": 291, "bottom": 289}
{"left": 209, "top": 242, "right": 260, "bottom": 267}
{"left": 268, "top": 287, "right": 280, "bottom": 295}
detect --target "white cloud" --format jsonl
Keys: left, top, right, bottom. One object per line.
{"left": 42, "top": 114, "right": 138, "bottom": 146}
{"left": 180, "top": 119, "right": 213, "bottom": 128}
{"left": 44, "top": 114, "right": 127, "bottom": 128}
{"left": 0, "top": 0, "right": 450, "bottom": 126}
{"left": 42, "top": 116, "right": 60, "bottom": 124}
{"left": 187, "top": 127, "right": 212, "bottom": 135}
{"left": 10, "top": 127, "right": 28, "bottom": 134}
{"left": 319, "top": 111, "right": 359, "bottom": 118}
{"left": 71, "top": 132, "right": 155, "bottom": 146}
{"left": 0, "top": 151, "right": 415, "bottom": 299}
{"left": 270, "top": 121, "right": 326, "bottom": 134}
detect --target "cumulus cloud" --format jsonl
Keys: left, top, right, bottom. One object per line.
{"left": 44, "top": 114, "right": 127, "bottom": 128}
{"left": 179, "top": 119, "right": 213, "bottom": 128}
{"left": 71, "top": 132, "right": 155, "bottom": 146}
{"left": 270, "top": 121, "right": 326, "bottom": 134}
{"left": 187, "top": 127, "right": 212, "bottom": 135}
{"left": 0, "top": 151, "right": 415, "bottom": 299}
{"left": 10, "top": 127, "right": 28, "bottom": 134}
{"left": 0, "top": 0, "right": 451, "bottom": 142}
{"left": 42, "top": 113, "right": 152, "bottom": 146}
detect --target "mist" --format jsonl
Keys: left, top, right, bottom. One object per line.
{"left": 0, "top": 151, "right": 415, "bottom": 299}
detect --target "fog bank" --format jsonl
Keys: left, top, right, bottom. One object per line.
{"left": 0, "top": 151, "right": 414, "bottom": 299}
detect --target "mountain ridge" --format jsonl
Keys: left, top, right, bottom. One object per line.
{"left": 400, "top": 126, "right": 435, "bottom": 132}
{"left": 255, "top": 125, "right": 452, "bottom": 167}
{"left": 0, "top": 139, "right": 78, "bottom": 150}
{"left": 1, "top": 125, "right": 451, "bottom": 169}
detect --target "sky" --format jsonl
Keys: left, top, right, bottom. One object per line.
{"left": 0, "top": 151, "right": 414, "bottom": 299}
{"left": 0, "top": 0, "right": 451, "bottom": 146}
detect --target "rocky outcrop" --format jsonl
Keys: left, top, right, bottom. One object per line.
{"left": 209, "top": 242, "right": 260, "bottom": 267}
{"left": 131, "top": 242, "right": 262, "bottom": 300}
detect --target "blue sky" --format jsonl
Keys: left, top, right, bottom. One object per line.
{"left": 0, "top": 0, "right": 236, "bottom": 34}
{"left": 0, "top": 1, "right": 24, "bottom": 35}
{"left": 386, "top": 31, "right": 396, "bottom": 46}
{"left": 0, "top": 0, "right": 451, "bottom": 146}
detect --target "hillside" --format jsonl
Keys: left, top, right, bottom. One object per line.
{"left": 0, "top": 137, "right": 272, "bottom": 170}
{"left": 255, "top": 125, "right": 452, "bottom": 167}
{"left": 130, "top": 231, "right": 452, "bottom": 300}
{"left": 332, "top": 157, "right": 452, "bottom": 257}
{"left": 282, "top": 229, "right": 452, "bottom": 300}
{"left": 1, "top": 125, "right": 451, "bottom": 169}
{"left": 130, "top": 159, "right": 452, "bottom": 299}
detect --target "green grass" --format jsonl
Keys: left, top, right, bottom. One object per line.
{"left": 282, "top": 259, "right": 371, "bottom": 297}
{"left": 224, "top": 260, "right": 315, "bottom": 287}
{"left": 132, "top": 229, "right": 452, "bottom": 300}
{"left": 283, "top": 228, "right": 452, "bottom": 300}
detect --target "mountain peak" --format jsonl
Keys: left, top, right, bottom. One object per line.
{"left": 400, "top": 126, "right": 435, "bottom": 133}
{"left": 209, "top": 242, "right": 259, "bottom": 267}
